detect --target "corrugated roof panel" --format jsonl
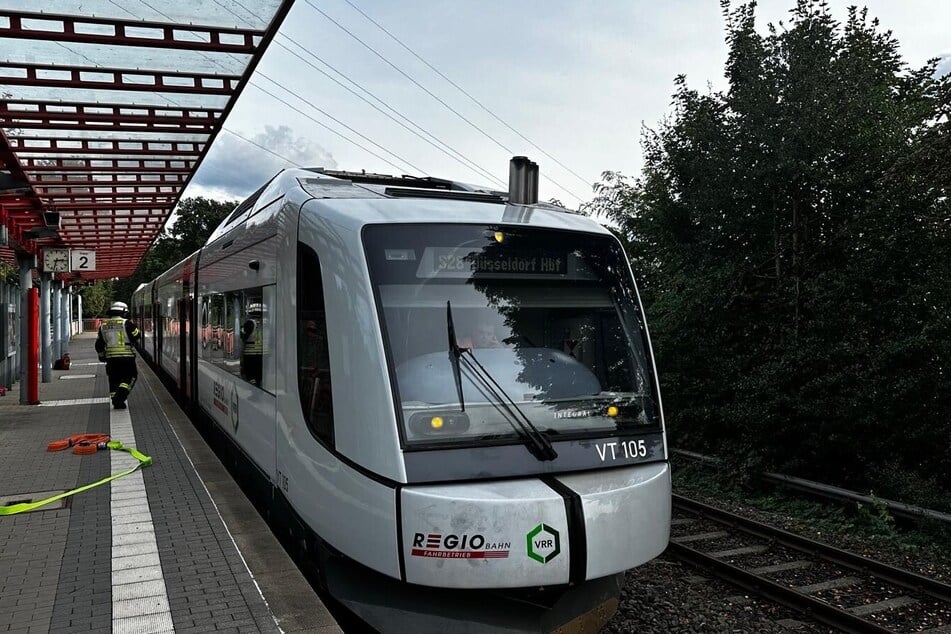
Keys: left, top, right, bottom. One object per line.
{"left": 0, "top": 0, "right": 293, "bottom": 280}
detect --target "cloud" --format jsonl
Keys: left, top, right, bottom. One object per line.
{"left": 936, "top": 55, "right": 951, "bottom": 78}
{"left": 190, "top": 125, "right": 337, "bottom": 199}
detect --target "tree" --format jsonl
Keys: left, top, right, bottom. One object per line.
{"left": 113, "top": 197, "right": 237, "bottom": 302}
{"left": 80, "top": 280, "right": 114, "bottom": 318}
{"left": 166, "top": 197, "right": 235, "bottom": 257}
{"left": 588, "top": 1, "right": 951, "bottom": 504}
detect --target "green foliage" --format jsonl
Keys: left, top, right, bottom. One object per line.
{"left": 856, "top": 492, "right": 896, "bottom": 534}
{"left": 113, "top": 197, "right": 237, "bottom": 302}
{"left": 80, "top": 280, "right": 114, "bottom": 317}
{"left": 590, "top": 1, "right": 951, "bottom": 501}
{"left": 0, "top": 260, "right": 17, "bottom": 285}
{"left": 673, "top": 458, "right": 951, "bottom": 553}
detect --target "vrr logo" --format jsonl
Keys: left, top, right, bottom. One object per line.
{"left": 526, "top": 523, "right": 560, "bottom": 564}
{"left": 230, "top": 383, "right": 239, "bottom": 432}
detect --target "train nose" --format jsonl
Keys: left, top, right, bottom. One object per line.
{"left": 399, "top": 462, "right": 671, "bottom": 589}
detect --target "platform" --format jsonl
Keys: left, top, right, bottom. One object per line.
{"left": 0, "top": 334, "right": 341, "bottom": 634}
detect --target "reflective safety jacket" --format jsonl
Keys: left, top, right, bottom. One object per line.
{"left": 241, "top": 318, "right": 263, "bottom": 355}
{"left": 96, "top": 317, "right": 140, "bottom": 359}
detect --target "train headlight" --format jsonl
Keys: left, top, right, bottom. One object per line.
{"left": 607, "top": 402, "right": 644, "bottom": 427}
{"left": 409, "top": 412, "right": 470, "bottom": 436}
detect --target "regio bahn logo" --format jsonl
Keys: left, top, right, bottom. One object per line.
{"left": 411, "top": 533, "right": 510, "bottom": 559}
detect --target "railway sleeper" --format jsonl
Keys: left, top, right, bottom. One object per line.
{"left": 849, "top": 595, "right": 917, "bottom": 616}
{"left": 671, "top": 530, "right": 730, "bottom": 544}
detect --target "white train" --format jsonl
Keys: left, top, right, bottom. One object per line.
{"left": 132, "top": 159, "right": 671, "bottom": 632}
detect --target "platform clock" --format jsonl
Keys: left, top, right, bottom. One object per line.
{"left": 42, "top": 248, "right": 70, "bottom": 273}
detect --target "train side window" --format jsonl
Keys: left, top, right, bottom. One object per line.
{"left": 221, "top": 291, "right": 246, "bottom": 377}
{"left": 239, "top": 291, "right": 265, "bottom": 388}
{"left": 199, "top": 297, "right": 210, "bottom": 358}
{"left": 297, "top": 244, "right": 334, "bottom": 447}
{"left": 201, "top": 293, "right": 227, "bottom": 363}
{"left": 217, "top": 288, "right": 271, "bottom": 392}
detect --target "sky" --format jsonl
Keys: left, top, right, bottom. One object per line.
{"left": 184, "top": 0, "right": 951, "bottom": 209}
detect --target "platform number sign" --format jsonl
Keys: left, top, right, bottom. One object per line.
{"left": 70, "top": 250, "right": 96, "bottom": 272}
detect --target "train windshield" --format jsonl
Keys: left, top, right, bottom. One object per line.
{"left": 363, "top": 224, "right": 660, "bottom": 448}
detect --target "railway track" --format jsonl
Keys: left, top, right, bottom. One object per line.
{"left": 669, "top": 494, "right": 951, "bottom": 633}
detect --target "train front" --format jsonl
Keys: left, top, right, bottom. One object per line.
{"left": 355, "top": 221, "right": 670, "bottom": 627}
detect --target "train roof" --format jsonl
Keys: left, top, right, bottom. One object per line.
{"left": 296, "top": 168, "right": 608, "bottom": 236}
{"left": 299, "top": 167, "right": 578, "bottom": 213}
{"left": 205, "top": 166, "right": 608, "bottom": 245}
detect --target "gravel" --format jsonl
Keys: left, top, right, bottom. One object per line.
{"left": 605, "top": 477, "right": 950, "bottom": 633}
{"left": 602, "top": 554, "right": 830, "bottom": 633}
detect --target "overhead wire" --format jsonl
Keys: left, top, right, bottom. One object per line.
{"left": 122, "top": 0, "right": 560, "bottom": 198}
{"left": 250, "top": 77, "right": 415, "bottom": 174}
{"left": 299, "top": 0, "right": 583, "bottom": 203}
{"left": 208, "top": 0, "right": 431, "bottom": 176}
{"left": 217, "top": 0, "right": 506, "bottom": 187}
{"left": 105, "top": 1, "right": 265, "bottom": 162}
{"left": 121, "top": 0, "right": 419, "bottom": 176}
{"left": 273, "top": 36, "right": 506, "bottom": 188}
{"left": 102, "top": 0, "right": 383, "bottom": 209}
{"left": 341, "top": 0, "right": 594, "bottom": 192}
{"left": 219, "top": 128, "right": 304, "bottom": 167}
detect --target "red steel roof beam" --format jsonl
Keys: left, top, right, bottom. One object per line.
{"left": 10, "top": 135, "right": 204, "bottom": 151}
{"left": 34, "top": 186, "right": 183, "bottom": 196}
{"left": 30, "top": 175, "right": 188, "bottom": 186}
{"left": 19, "top": 152, "right": 201, "bottom": 161}
{"left": 0, "top": 10, "right": 263, "bottom": 54}
{"left": 2, "top": 113, "right": 218, "bottom": 131}
{"left": 20, "top": 158, "right": 194, "bottom": 170}
{"left": 0, "top": 62, "right": 240, "bottom": 95}
{"left": 39, "top": 193, "right": 178, "bottom": 204}
{"left": 0, "top": 120, "right": 218, "bottom": 133}
{"left": 9, "top": 140, "right": 204, "bottom": 157}
{"left": 1, "top": 98, "right": 221, "bottom": 116}
{"left": 23, "top": 165, "right": 193, "bottom": 174}
{"left": 52, "top": 202, "right": 176, "bottom": 211}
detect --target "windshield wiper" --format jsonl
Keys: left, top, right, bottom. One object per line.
{"left": 446, "top": 301, "right": 466, "bottom": 412}
{"left": 459, "top": 350, "right": 557, "bottom": 461}
{"left": 445, "top": 302, "right": 556, "bottom": 462}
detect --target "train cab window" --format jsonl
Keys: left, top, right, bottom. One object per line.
{"left": 363, "top": 224, "right": 661, "bottom": 448}
{"left": 297, "top": 244, "right": 334, "bottom": 446}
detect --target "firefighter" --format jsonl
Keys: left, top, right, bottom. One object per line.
{"left": 95, "top": 301, "right": 141, "bottom": 409}
{"left": 240, "top": 301, "right": 264, "bottom": 386}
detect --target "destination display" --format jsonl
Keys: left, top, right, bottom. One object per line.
{"left": 417, "top": 247, "right": 570, "bottom": 278}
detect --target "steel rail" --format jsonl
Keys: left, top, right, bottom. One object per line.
{"left": 673, "top": 494, "right": 951, "bottom": 603}
{"left": 666, "top": 540, "right": 893, "bottom": 634}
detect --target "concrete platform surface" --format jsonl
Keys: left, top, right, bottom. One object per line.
{"left": 0, "top": 334, "right": 341, "bottom": 634}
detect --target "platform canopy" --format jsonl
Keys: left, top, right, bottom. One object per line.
{"left": 0, "top": 0, "right": 293, "bottom": 280}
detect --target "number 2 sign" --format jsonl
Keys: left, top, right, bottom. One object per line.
{"left": 70, "top": 250, "right": 96, "bottom": 271}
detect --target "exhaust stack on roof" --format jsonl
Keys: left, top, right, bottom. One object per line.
{"left": 508, "top": 156, "right": 539, "bottom": 205}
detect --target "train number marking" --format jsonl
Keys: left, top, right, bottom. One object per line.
{"left": 276, "top": 469, "right": 289, "bottom": 493}
{"left": 596, "top": 439, "right": 647, "bottom": 462}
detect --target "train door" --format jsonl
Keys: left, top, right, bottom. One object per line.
{"left": 156, "top": 299, "right": 163, "bottom": 361}
{"left": 238, "top": 284, "right": 277, "bottom": 478}
{"left": 177, "top": 298, "right": 187, "bottom": 394}
{"left": 189, "top": 293, "right": 199, "bottom": 402}
{"left": 152, "top": 299, "right": 159, "bottom": 360}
